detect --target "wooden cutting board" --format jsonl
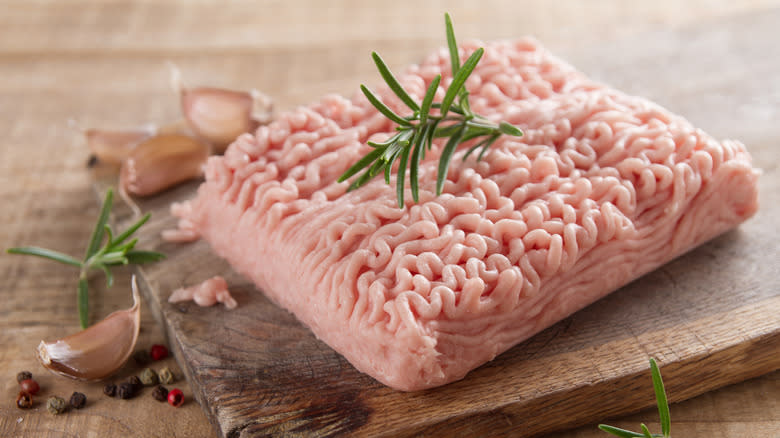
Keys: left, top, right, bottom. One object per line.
{"left": 104, "top": 10, "right": 780, "bottom": 438}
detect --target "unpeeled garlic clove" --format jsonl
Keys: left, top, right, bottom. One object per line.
{"left": 37, "top": 276, "right": 142, "bottom": 381}
{"left": 85, "top": 125, "right": 157, "bottom": 166}
{"left": 119, "top": 133, "right": 211, "bottom": 197}
{"left": 170, "top": 63, "right": 272, "bottom": 152}
{"left": 181, "top": 86, "right": 262, "bottom": 152}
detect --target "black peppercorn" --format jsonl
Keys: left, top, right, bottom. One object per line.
{"left": 16, "top": 371, "right": 33, "bottom": 383}
{"left": 47, "top": 396, "right": 68, "bottom": 415}
{"left": 86, "top": 154, "right": 99, "bottom": 168}
{"left": 133, "top": 350, "right": 152, "bottom": 366}
{"left": 103, "top": 383, "right": 117, "bottom": 397}
{"left": 16, "top": 391, "right": 33, "bottom": 409}
{"left": 117, "top": 382, "right": 135, "bottom": 399}
{"left": 69, "top": 392, "right": 87, "bottom": 409}
{"left": 126, "top": 375, "right": 143, "bottom": 392}
{"left": 151, "top": 385, "right": 168, "bottom": 402}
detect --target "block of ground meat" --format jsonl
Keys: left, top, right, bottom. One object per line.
{"left": 172, "top": 38, "right": 759, "bottom": 391}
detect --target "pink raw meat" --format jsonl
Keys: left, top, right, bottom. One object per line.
{"left": 173, "top": 39, "right": 759, "bottom": 391}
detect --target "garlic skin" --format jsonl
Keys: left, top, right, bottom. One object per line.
{"left": 85, "top": 125, "right": 156, "bottom": 166}
{"left": 37, "top": 276, "right": 142, "bottom": 381}
{"left": 119, "top": 133, "right": 210, "bottom": 197}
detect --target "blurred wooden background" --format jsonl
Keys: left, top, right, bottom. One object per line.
{"left": 1, "top": 1, "right": 778, "bottom": 436}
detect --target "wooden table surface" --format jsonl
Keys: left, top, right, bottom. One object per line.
{"left": 1, "top": 1, "right": 778, "bottom": 437}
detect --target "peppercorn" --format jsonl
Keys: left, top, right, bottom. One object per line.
{"left": 151, "top": 385, "right": 168, "bottom": 402}
{"left": 103, "top": 383, "right": 117, "bottom": 397}
{"left": 16, "top": 391, "right": 33, "bottom": 409}
{"left": 19, "top": 378, "right": 40, "bottom": 395}
{"left": 126, "top": 375, "right": 143, "bottom": 392}
{"left": 150, "top": 344, "right": 169, "bottom": 361}
{"left": 69, "top": 392, "right": 87, "bottom": 409}
{"left": 46, "top": 396, "right": 68, "bottom": 415}
{"left": 158, "top": 367, "right": 175, "bottom": 385}
{"left": 16, "top": 371, "right": 32, "bottom": 383}
{"left": 167, "top": 388, "right": 184, "bottom": 407}
{"left": 133, "top": 350, "right": 152, "bottom": 366}
{"left": 117, "top": 382, "right": 136, "bottom": 399}
{"left": 140, "top": 368, "right": 159, "bottom": 386}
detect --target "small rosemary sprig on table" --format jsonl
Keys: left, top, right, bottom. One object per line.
{"left": 338, "top": 13, "right": 523, "bottom": 208}
{"left": 7, "top": 188, "right": 165, "bottom": 329}
{"left": 599, "top": 358, "right": 672, "bottom": 438}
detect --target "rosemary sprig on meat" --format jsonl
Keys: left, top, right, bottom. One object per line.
{"left": 599, "top": 358, "right": 672, "bottom": 438}
{"left": 7, "top": 188, "right": 165, "bottom": 329}
{"left": 338, "top": 13, "right": 523, "bottom": 208}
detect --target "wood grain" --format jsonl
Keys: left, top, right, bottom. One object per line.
{"left": 115, "top": 6, "right": 780, "bottom": 438}
{"left": 1, "top": 2, "right": 779, "bottom": 437}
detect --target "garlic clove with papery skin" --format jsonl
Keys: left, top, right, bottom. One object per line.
{"left": 85, "top": 125, "right": 157, "bottom": 166}
{"left": 119, "top": 133, "right": 211, "bottom": 197}
{"left": 37, "top": 276, "right": 142, "bottom": 381}
{"left": 181, "top": 86, "right": 266, "bottom": 152}
{"left": 170, "top": 62, "right": 273, "bottom": 153}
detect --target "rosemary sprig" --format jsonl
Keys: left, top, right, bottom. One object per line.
{"left": 7, "top": 188, "right": 165, "bottom": 329}
{"left": 599, "top": 358, "right": 672, "bottom": 438}
{"left": 338, "top": 13, "right": 523, "bottom": 208}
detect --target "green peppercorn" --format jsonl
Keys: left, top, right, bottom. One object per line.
{"left": 69, "top": 392, "right": 87, "bottom": 409}
{"left": 16, "top": 371, "right": 32, "bottom": 383}
{"left": 158, "top": 367, "right": 175, "bottom": 385}
{"left": 151, "top": 385, "right": 168, "bottom": 402}
{"left": 46, "top": 396, "right": 67, "bottom": 415}
{"left": 103, "top": 383, "right": 117, "bottom": 397}
{"left": 140, "top": 368, "right": 159, "bottom": 386}
{"left": 118, "top": 382, "right": 135, "bottom": 399}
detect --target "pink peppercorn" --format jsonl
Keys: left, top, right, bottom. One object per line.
{"left": 167, "top": 388, "right": 184, "bottom": 407}
{"left": 150, "top": 344, "right": 169, "bottom": 361}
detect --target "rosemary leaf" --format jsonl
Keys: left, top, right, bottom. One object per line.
{"left": 372, "top": 52, "right": 420, "bottom": 112}
{"left": 124, "top": 250, "right": 167, "bottom": 264}
{"left": 440, "top": 48, "right": 483, "bottom": 118}
{"left": 419, "top": 75, "right": 441, "bottom": 125}
{"left": 499, "top": 121, "right": 524, "bottom": 137}
{"left": 98, "top": 263, "right": 114, "bottom": 288}
{"left": 85, "top": 189, "right": 114, "bottom": 260}
{"left": 445, "top": 13, "right": 460, "bottom": 76}
{"left": 409, "top": 125, "right": 429, "bottom": 202}
{"left": 396, "top": 141, "right": 412, "bottom": 208}
{"left": 360, "top": 85, "right": 411, "bottom": 127}
{"left": 436, "top": 124, "right": 466, "bottom": 195}
{"left": 476, "top": 134, "right": 500, "bottom": 161}
{"left": 348, "top": 167, "right": 376, "bottom": 191}
{"left": 597, "top": 425, "right": 647, "bottom": 438}
{"left": 339, "top": 147, "right": 385, "bottom": 183}
{"left": 649, "top": 358, "right": 671, "bottom": 437}
{"left": 111, "top": 213, "right": 151, "bottom": 246}
{"left": 463, "top": 136, "right": 492, "bottom": 161}
{"left": 6, "top": 247, "right": 83, "bottom": 268}
{"left": 640, "top": 424, "right": 654, "bottom": 438}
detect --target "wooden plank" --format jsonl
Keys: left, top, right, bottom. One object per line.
{"left": 102, "top": 8, "right": 780, "bottom": 438}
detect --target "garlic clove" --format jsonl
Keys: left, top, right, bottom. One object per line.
{"left": 37, "top": 276, "right": 142, "bottom": 381}
{"left": 119, "top": 133, "right": 211, "bottom": 197}
{"left": 85, "top": 125, "right": 157, "bottom": 166}
{"left": 181, "top": 86, "right": 259, "bottom": 152}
